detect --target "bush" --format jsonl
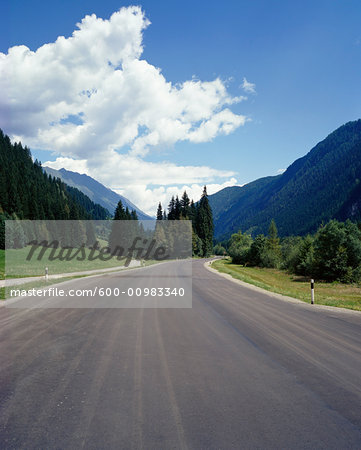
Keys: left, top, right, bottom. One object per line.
{"left": 313, "top": 220, "right": 361, "bottom": 282}
{"left": 281, "top": 236, "right": 302, "bottom": 272}
{"left": 293, "top": 235, "right": 315, "bottom": 276}
{"left": 213, "top": 243, "right": 227, "bottom": 256}
{"left": 192, "top": 232, "right": 203, "bottom": 257}
{"left": 260, "top": 247, "right": 282, "bottom": 269}
{"left": 228, "top": 230, "right": 253, "bottom": 265}
{"left": 247, "top": 234, "right": 267, "bottom": 266}
{"left": 260, "top": 220, "right": 282, "bottom": 268}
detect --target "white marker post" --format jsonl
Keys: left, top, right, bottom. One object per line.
{"left": 45, "top": 267, "right": 49, "bottom": 282}
{"left": 311, "top": 279, "right": 315, "bottom": 304}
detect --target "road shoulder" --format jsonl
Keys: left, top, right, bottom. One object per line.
{"left": 205, "top": 259, "right": 361, "bottom": 316}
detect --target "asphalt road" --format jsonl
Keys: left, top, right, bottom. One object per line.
{"left": 0, "top": 259, "right": 361, "bottom": 449}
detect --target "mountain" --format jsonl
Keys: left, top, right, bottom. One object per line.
{"left": 43, "top": 167, "right": 151, "bottom": 220}
{"left": 0, "top": 129, "right": 109, "bottom": 223}
{"left": 210, "top": 119, "right": 361, "bottom": 240}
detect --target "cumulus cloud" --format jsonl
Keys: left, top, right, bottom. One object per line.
{"left": 241, "top": 77, "right": 256, "bottom": 94}
{"left": 1, "top": 6, "right": 248, "bottom": 214}
{"left": 45, "top": 154, "right": 238, "bottom": 215}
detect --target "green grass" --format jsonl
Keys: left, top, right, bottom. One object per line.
{"left": 211, "top": 259, "right": 361, "bottom": 311}
{"left": 3, "top": 243, "right": 133, "bottom": 279}
{"left": 0, "top": 258, "right": 162, "bottom": 300}
{"left": 1, "top": 242, "right": 163, "bottom": 280}
{"left": 0, "top": 250, "right": 4, "bottom": 280}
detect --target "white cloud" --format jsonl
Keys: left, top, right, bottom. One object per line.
{"left": 45, "top": 154, "right": 238, "bottom": 215}
{"left": 1, "top": 6, "right": 249, "bottom": 214}
{"left": 241, "top": 77, "right": 256, "bottom": 94}
{"left": 276, "top": 168, "right": 286, "bottom": 174}
{"left": 120, "top": 178, "right": 240, "bottom": 217}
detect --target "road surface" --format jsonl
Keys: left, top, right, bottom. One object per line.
{"left": 0, "top": 259, "right": 361, "bottom": 449}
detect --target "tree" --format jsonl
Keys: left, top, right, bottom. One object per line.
{"left": 114, "top": 200, "right": 126, "bottom": 220}
{"left": 293, "top": 235, "right": 315, "bottom": 276}
{"left": 168, "top": 196, "right": 176, "bottom": 220}
{"left": 125, "top": 206, "right": 132, "bottom": 220}
{"left": 180, "top": 191, "right": 190, "bottom": 218}
{"left": 192, "top": 231, "right": 203, "bottom": 257}
{"left": 228, "top": 230, "right": 253, "bottom": 264}
{"left": 313, "top": 220, "right": 361, "bottom": 282}
{"left": 196, "top": 186, "right": 214, "bottom": 257}
{"left": 156, "top": 202, "right": 163, "bottom": 221}
{"left": 247, "top": 234, "right": 267, "bottom": 266}
{"left": 8, "top": 214, "right": 26, "bottom": 249}
{"left": 109, "top": 200, "right": 128, "bottom": 252}
{"left": 213, "top": 243, "right": 227, "bottom": 256}
{"left": 174, "top": 195, "right": 181, "bottom": 220}
{"left": 188, "top": 200, "right": 197, "bottom": 227}
{"left": 261, "top": 219, "right": 282, "bottom": 268}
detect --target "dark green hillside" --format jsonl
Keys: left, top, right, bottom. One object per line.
{"left": 44, "top": 167, "right": 151, "bottom": 220}
{"left": 65, "top": 185, "right": 110, "bottom": 220}
{"left": 0, "top": 129, "right": 109, "bottom": 243}
{"left": 211, "top": 176, "right": 280, "bottom": 240}
{"left": 210, "top": 119, "right": 361, "bottom": 239}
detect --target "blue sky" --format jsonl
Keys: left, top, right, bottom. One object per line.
{"left": 1, "top": 0, "right": 361, "bottom": 214}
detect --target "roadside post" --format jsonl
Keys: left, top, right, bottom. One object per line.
{"left": 45, "top": 267, "right": 49, "bottom": 282}
{"left": 311, "top": 279, "right": 315, "bottom": 304}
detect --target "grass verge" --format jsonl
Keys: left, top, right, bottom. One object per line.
{"left": 0, "top": 259, "right": 161, "bottom": 301}
{"left": 0, "top": 250, "right": 4, "bottom": 280}
{"left": 211, "top": 259, "right": 361, "bottom": 311}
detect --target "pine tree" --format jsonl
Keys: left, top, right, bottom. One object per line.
{"left": 196, "top": 186, "right": 214, "bottom": 257}
{"left": 125, "top": 206, "right": 132, "bottom": 220}
{"left": 114, "top": 200, "right": 126, "bottom": 220}
{"left": 180, "top": 191, "right": 190, "bottom": 218}
{"left": 109, "top": 200, "right": 126, "bottom": 252}
{"left": 188, "top": 200, "right": 197, "bottom": 228}
{"left": 268, "top": 219, "right": 280, "bottom": 250}
{"left": 168, "top": 196, "right": 176, "bottom": 220}
{"left": 261, "top": 219, "right": 282, "bottom": 268}
{"left": 174, "top": 196, "right": 181, "bottom": 220}
{"left": 156, "top": 202, "right": 163, "bottom": 220}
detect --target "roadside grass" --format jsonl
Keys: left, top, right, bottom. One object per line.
{"left": 1, "top": 241, "right": 163, "bottom": 280}
{"left": 211, "top": 258, "right": 361, "bottom": 311}
{"left": 0, "top": 258, "right": 163, "bottom": 300}
{"left": 3, "top": 243, "right": 130, "bottom": 279}
{"left": 0, "top": 250, "right": 4, "bottom": 280}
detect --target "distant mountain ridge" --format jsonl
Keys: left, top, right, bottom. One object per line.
{"left": 209, "top": 119, "right": 361, "bottom": 240}
{"left": 44, "top": 167, "right": 151, "bottom": 220}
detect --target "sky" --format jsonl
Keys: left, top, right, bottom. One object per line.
{"left": 1, "top": 0, "right": 361, "bottom": 216}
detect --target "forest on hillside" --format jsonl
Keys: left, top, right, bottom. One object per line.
{"left": 0, "top": 129, "right": 111, "bottom": 249}
{"left": 216, "top": 218, "right": 361, "bottom": 283}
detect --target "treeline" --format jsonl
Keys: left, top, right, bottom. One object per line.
{"left": 108, "top": 198, "right": 191, "bottom": 260}
{"left": 108, "top": 199, "right": 140, "bottom": 251}
{"left": 0, "top": 129, "right": 110, "bottom": 249}
{"left": 216, "top": 219, "right": 361, "bottom": 283}
{"left": 156, "top": 187, "right": 214, "bottom": 257}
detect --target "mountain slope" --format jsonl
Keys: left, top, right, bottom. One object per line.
{"left": 210, "top": 119, "right": 361, "bottom": 239}
{"left": 0, "top": 129, "right": 109, "bottom": 222}
{"left": 44, "top": 167, "right": 151, "bottom": 220}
